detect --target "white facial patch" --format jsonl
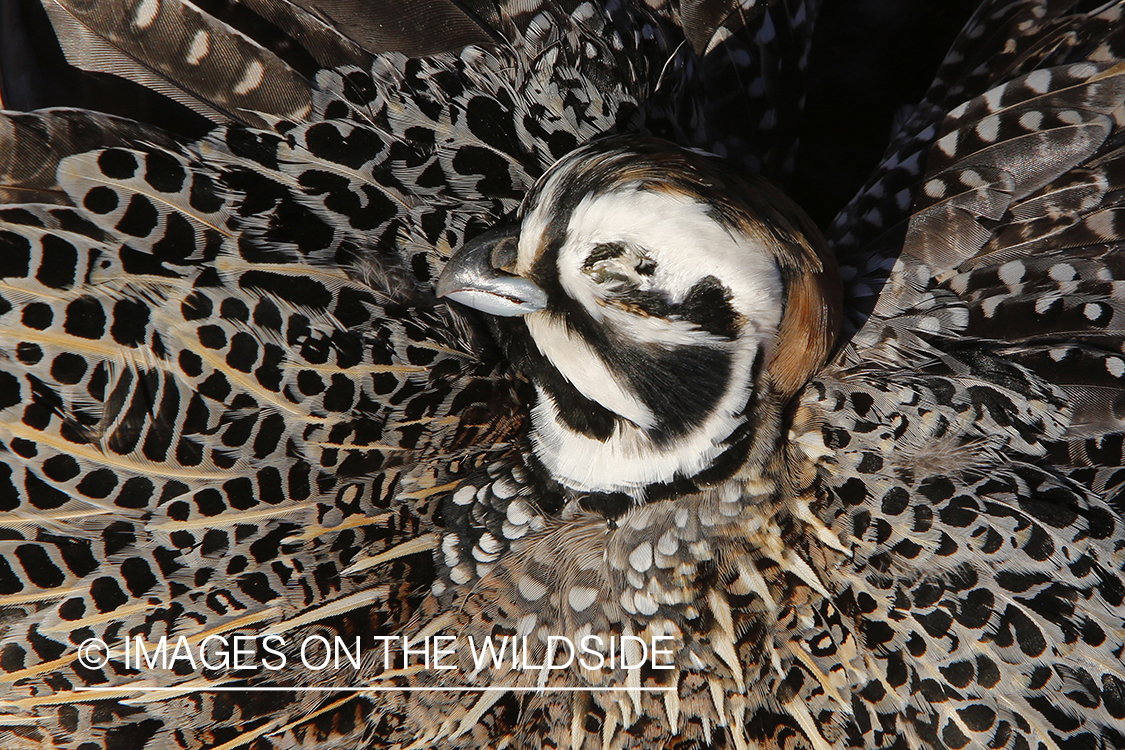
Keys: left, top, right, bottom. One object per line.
{"left": 524, "top": 313, "right": 656, "bottom": 429}
{"left": 530, "top": 381, "right": 753, "bottom": 494}
{"left": 518, "top": 185, "right": 786, "bottom": 495}
{"left": 556, "top": 188, "right": 783, "bottom": 336}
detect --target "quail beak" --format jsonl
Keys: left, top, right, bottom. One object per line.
{"left": 436, "top": 227, "right": 547, "bottom": 316}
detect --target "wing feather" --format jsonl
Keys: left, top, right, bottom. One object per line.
{"left": 806, "top": 4, "right": 1125, "bottom": 748}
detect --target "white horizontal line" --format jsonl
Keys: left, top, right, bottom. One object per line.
{"left": 74, "top": 686, "right": 674, "bottom": 693}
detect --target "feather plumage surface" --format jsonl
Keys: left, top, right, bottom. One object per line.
{"left": 0, "top": 1, "right": 1123, "bottom": 750}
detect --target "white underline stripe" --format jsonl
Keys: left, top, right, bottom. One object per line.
{"left": 74, "top": 686, "right": 674, "bottom": 693}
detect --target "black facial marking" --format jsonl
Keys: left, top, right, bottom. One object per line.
{"left": 551, "top": 382, "right": 618, "bottom": 440}
{"left": 489, "top": 314, "right": 620, "bottom": 442}
{"left": 524, "top": 278, "right": 739, "bottom": 446}
{"left": 610, "top": 277, "right": 739, "bottom": 339}
{"left": 621, "top": 343, "right": 734, "bottom": 444}
{"left": 679, "top": 276, "right": 741, "bottom": 339}
{"left": 642, "top": 361, "right": 768, "bottom": 503}
{"left": 614, "top": 289, "right": 672, "bottom": 317}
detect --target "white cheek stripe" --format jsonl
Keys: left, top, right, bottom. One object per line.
{"left": 524, "top": 313, "right": 656, "bottom": 429}
{"left": 596, "top": 305, "right": 732, "bottom": 346}
{"left": 555, "top": 190, "right": 784, "bottom": 321}
{"left": 530, "top": 343, "right": 763, "bottom": 495}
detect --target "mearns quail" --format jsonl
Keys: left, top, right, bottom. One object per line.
{"left": 0, "top": 1, "right": 1124, "bottom": 749}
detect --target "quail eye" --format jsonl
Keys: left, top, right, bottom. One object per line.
{"left": 591, "top": 267, "right": 634, "bottom": 289}
{"left": 582, "top": 242, "right": 656, "bottom": 291}
{"left": 583, "top": 242, "right": 629, "bottom": 269}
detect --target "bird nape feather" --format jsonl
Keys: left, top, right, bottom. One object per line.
{"left": 0, "top": 1, "right": 1124, "bottom": 749}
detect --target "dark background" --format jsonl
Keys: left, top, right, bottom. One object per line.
{"left": 0, "top": 0, "right": 982, "bottom": 228}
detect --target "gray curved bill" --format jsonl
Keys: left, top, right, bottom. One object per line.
{"left": 435, "top": 227, "right": 547, "bottom": 316}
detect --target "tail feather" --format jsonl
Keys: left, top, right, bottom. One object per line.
{"left": 39, "top": 0, "right": 317, "bottom": 127}
{"left": 0, "top": 109, "right": 181, "bottom": 202}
